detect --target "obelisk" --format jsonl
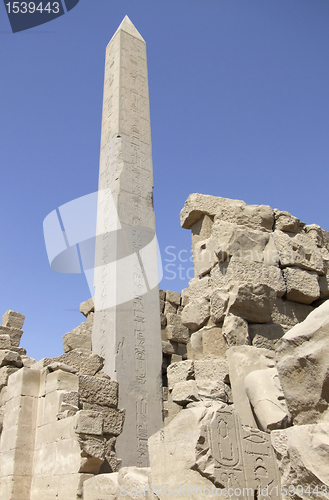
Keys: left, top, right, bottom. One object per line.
{"left": 92, "top": 16, "right": 163, "bottom": 467}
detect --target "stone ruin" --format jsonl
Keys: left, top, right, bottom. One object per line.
{"left": 2, "top": 15, "right": 329, "bottom": 500}
{"left": 1, "top": 194, "right": 329, "bottom": 499}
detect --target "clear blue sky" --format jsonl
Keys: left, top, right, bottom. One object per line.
{"left": 1, "top": 0, "right": 329, "bottom": 361}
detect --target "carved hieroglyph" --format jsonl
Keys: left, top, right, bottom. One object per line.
{"left": 195, "top": 407, "right": 282, "bottom": 500}
{"left": 92, "top": 17, "right": 163, "bottom": 467}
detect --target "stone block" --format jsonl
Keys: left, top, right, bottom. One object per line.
{"left": 10, "top": 346, "right": 27, "bottom": 356}
{"left": 0, "top": 350, "right": 23, "bottom": 368}
{"left": 194, "top": 359, "right": 228, "bottom": 383}
{"left": 0, "top": 475, "right": 32, "bottom": 500}
{"left": 5, "top": 367, "right": 40, "bottom": 400}
{"left": 159, "top": 289, "right": 166, "bottom": 301}
{"left": 21, "top": 355, "right": 37, "bottom": 368}
{"left": 319, "top": 274, "right": 329, "bottom": 298}
{"left": 186, "top": 330, "right": 203, "bottom": 360}
{"left": 164, "top": 301, "right": 177, "bottom": 315}
{"left": 2, "top": 310, "right": 25, "bottom": 329}
{"left": 273, "top": 229, "right": 324, "bottom": 273}
{"left": 83, "top": 473, "right": 119, "bottom": 500}
{"left": 201, "top": 326, "right": 227, "bottom": 359}
{"left": 167, "top": 360, "right": 194, "bottom": 391}
{"left": 193, "top": 236, "right": 217, "bottom": 277}
{"left": 0, "top": 326, "right": 23, "bottom": 348}
{"left": 62, "top": 322, "right": 92, "bottom": 353}
{"left": 0, "top": 366, "right": 19, "bottom": 392}
{"left": 196, "top": 379, "right": 227, "bottom": 401}
{"left": 283, "top": 267, "right": 320, "bottom": 304}
{"left": 45, "top": 370, "right": 79, "bottom": 395}
{"left": 276, "top": 300, "right": 329, "bottom": 424}
{"left": 180, "top": 193, "right": 274, "bottom": 231}
{"left": 118, "top": 467, "right": 152, "bottom": 500}
{"left": 227, "top": 346, "right": 276, "bottom": 427}
{"left": 80, "top": 298, "right": 94, "bottom": 317}
{"left": 165, "top": 314, "right": 189, "bottom": 344}
{"left": 74, "top": 410, "right": 104, "bottom": 436}
{"left": 163, "top": 399, "right": 182, "bottom": 426}
{"left": 187, "top": 276, "right": 211, "bottom": 301}
{"left": 271, "top": 297, "right": 313, "bottom": 329}
{"left": 222, "top": 313, "right": 250, "bottom": 347}
{"left": 79, "top": 374, "right": 118, "bottom": 409}
{"left": 249, "top": 323, "right": 286, "bottom": 350}
{"left": 43, "top": 350, "right": 103, "bottom": 376}
{"left": 181, "top": 298, "right": 210, "bottom": 331}
{"left": 274, "top": 209, "right": 303, "bottom": 232}
{"left": 229, "top": 282, "right": 276, "bottom": 323}
{"left": 211, "top": 257, "right": 286, "bottom": 297}
{"left": 58, "top": 473, "right": 93, "bottom": 500}
{"left": 82, "top": 403, "right": 125, "bottom": 436}
{"left": 0, "top": 335, "right": 11, "bottom": 350}
{"left": 271, "top": 424, "right": 329, "bottom": 498}
{"left": 172, "top": 380, "right": 200, "bottom": 405}
{"left": 210, "top": 289, "right": 229, "bottom": 323}
{"left": 166, "top": 290, "right": 181, "bottom": 306}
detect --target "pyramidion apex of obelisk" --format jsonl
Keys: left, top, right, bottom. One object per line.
{"left": 110, "top": 15, "right": 145, "bottom": 44}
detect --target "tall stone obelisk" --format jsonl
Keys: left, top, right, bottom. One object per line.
{"left": 92, "top": 17, "right": 163, "bottom": 467}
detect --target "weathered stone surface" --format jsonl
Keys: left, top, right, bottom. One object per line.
{"left": 276, "top": 300, "right": 329, "bottom": 424}
{"left": 228, "top": 283, "right": 276, "bottom": 323}
{"left": 187, "top": 329, "right": 203, "bottom": 360}
{"left": 227, "top": 346, "right": 276, "bottom": 427}
{"left": 0, "top": 365, "right": 19, "bottom": 391}
{"left": 193, "top": 236, "right": 217, "bottom": 277}
{"left": 180, "top": 193, "right": 274, "bottom": 232}
{"left": 74, "top": 410, "right": 104, "bottom": 436}
{"left": 118, "top": 467, "right": 152, "bottom": 499}
{"left": 283, "top": 267, "right": 320, "bottom": 304}
{"left": 0, "top": 350, "right": 22, "bottom": 368}
{"left": 181, "top": 298, "right": 210, "bottom": 331}
{"left": 2, "top": 310, "right": 25, "bottom": 330}
{"left": 163, "top": 399, "right": 182, "bottom": 426}
{"left": 166, "top": 290, "right": 181, "bottom": 306}
{"left": 210, "top": 257, "right": 286, "bottom": 297}
{"left": 0, "top": 326, "right": 23, "bottom": 348}
{"left": 271, "top": 297, "right": 313, "bottom": 329}
{"left": 271, "top": 424, "right": 329, "bottom": 499}
{"left": 164, "top": 301, "right": 177, "bottom": 315}
{"left": 249, "top": 323, "right": 286, "bottom": 350}
{"left": 80, "top": 298, "right": 94, "bottom": 317}
{"left": 43, "top": 350, "right": 103, "bottom": 376}
{"left": 194, "top": 359, "right": 228, "bottom": 384}
{"left": 83, "top": 473, "right": 119, "bottom": 500}
{"left": 211, "top": 220, "right": 270, "bottom": 262}
{"left": 167, "top": 360, "right": 194, "bottom": 391}
{"left": 188, "top": 276, "right": 212, "bottom": 301}
{"left": 272, "top": 229, "right": 324, "bottom": 273}
{"left": 222, "top": 313, "right": 250, "bottom": 347}
{"left": 21, "top": 355, "right": 37, "bottom": 368}
{"left": 63, "top": 322, "right": 92, "bottom": 353}
{"left": 172, "top": 380, "right": 200, "bottom": 405}
{"left": 159, "top": 289, "right": 166, "bottom": 301}
{"left": 319, "top": 274, "right": 329, "bottom": 298}
{"left": 0, "top": 335, "right": 11, "bottom": 350}
{"left": 274, "top": 209, "right": 303, "bottom": 232}
{"left": 79, "top": 375, "right": 118, "bottom": 409}
{"left": 165, "top": 313, "right": 189, "bottom": 344}
{"left": 210, "top": 289, "right": 229, "bottom": 323}
{"left": 47, "top": 361, "right": 78, "bottom": 374}
{"left": 201, "top": 326, "right": 227, "bottom": 359}
{"left": 244, "top": 367, "right": 291, "bottom": 431}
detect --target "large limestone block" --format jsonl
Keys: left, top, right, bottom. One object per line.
{"left": 271, "top": 297, "right": 313, "bottom": 329}
{"left": 210, "top": 289, "right": 229, "bottom": 323}
{"left": 227, "top": 346, "right": 276, "bottom": 427}
{"left": 283, "top": 267, "right": 320, "bottom": 304}
{"left": 166, "top": 290, "right": 181, "bottom": 306}
{"left": 222, "top": 313, "right": 250, "bottom": 347}
{"left": 2, "top": 310, "right": 25, "bottom": 329}
{"left": 118, "top": 467, "right": 152, "bottom": 499}
{"left": 0, "top": 325, "right": 23, "bottom": 347}
{"left": 0, "top": 350, "right": 23, "bottom": 368}
{"left": 74, "top": 410, "right": 104, "bottom": 436}
{"left": 272, "top": 229, "right": 324, "bottom": 273}
{"left": 249, "top": 323, "right": 286, "bottom": 350}
{"left": 193, "top": 360, "right": 229, "bottom": 401}
{"left": 274, "top": 209, "right": 303, "bottom": 232}
{"left": 43, "top": 349, "right": 103, "bottom": 376}
{"left": 187, "top": 276, "right": 211, "bottom": 301}
{"left": 211, "top": 220, "right": 270, "bottom": 262}
{"left": 228, "top": 283, "right": 276, "bottom": 323}
{"left": 167, "top": 360, "right": 194, "bottom": 391}
{"left": 244, "top": 367, "right": 291, "bottom": 432}
{"left": 181, "top": 298, "right": 210, "bottom": 331}
{"left": 180, "top": 193, "right": 274, "bottom": 232}
{"left": 171, "top": 380, "right": 200, "bottom": 405}
{"left": 80, "top": 298, "right": 94, "bottom": 317}
{"left": 0, "top": 335, "right": 11, "bottom": 350}
{"left": 79, "top": 375, "right": 118, "bottom": 409}
{"left": 187, "top": 329, "right": 203, "bottom": 360}
{"left": 83, "top": 473, "right": 119, "bottom": 500}
{"left": 271, "top": 424, "right": 329, "bottom": 499}
{"left": 276, "top": 301, "right": 329, "bottom": 424}
{"left": 193, "top": 236, "right": 217, "bottom": 277}
{"left": 165, "top": 313, "right": 189, "bottom": 343}
{"left": 5, "top": 367, "right": 40, "bottom": 400}
{"left": 201, "top": 326, "right": 227, "bottom": 359}
{"left": 81, "top": 403, "right": 125, "bottom": 436}
{"left": 0, "top": 475, "right": 32, "bottom": 500}
{"left": 45, "top": 369, "right": 79, "bottom": 395}
{"left": 62, "top": 322, "right": 92, "bottom": 353}
{"left": 210, "top": 257, "right": 286, "bottom": 297}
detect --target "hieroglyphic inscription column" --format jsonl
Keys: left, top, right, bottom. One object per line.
{"left": 92, "top": 16, "right": 163, "bottom": 467}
